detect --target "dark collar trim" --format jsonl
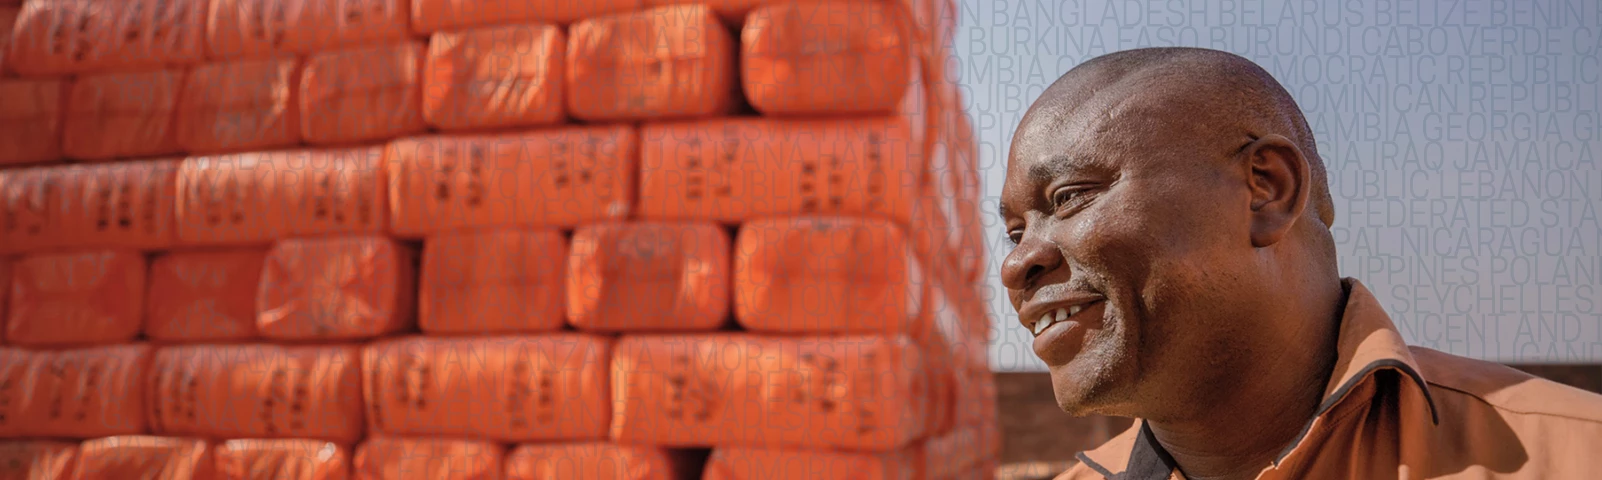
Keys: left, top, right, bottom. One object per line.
{"left": 1118, "top": 359, "right": 1442, "bottom": 479}
{"left": 1272, "top": 358, "right": 1440, "bottom": 462}
{"left": 1124, "top": 421, "right": 1179, "bottom": 480}
{"left": 1076, "top": 452, "right": 1116, "bottom": 478}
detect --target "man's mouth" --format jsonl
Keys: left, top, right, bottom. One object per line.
{"left": 1026, "top": 299, "right": 1105, "bottom": 337}
{"left": 1030, "top": 305, "right": 1078, "bottom": 335}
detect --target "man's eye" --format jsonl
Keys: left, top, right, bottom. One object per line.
{"left": 1006, "top": 231, "right": 1023, "bottom": 246}
{"left": 1052, "top": 186, "right": 1084, "bottom": 209}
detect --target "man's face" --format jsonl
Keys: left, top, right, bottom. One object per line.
{"left": 999, "top": 87, "right": 1256, "bottom": 416}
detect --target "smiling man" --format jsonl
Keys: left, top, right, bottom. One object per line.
{"left": 1000, "top": 47, "right": 1602, "bottom": 480}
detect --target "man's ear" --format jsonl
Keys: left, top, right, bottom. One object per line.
{"left": 1242, "top": 134, "right": 1311, "bottom": 248}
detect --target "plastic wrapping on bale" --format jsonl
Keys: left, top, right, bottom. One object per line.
{"left": 362, "top": 335, "right": 612, "bottom": 441}
{"left": 6, "top": 250, "right": 146, "bottom": 346}
{"left": 176, "top": 56, "right": 303, "bottom": 154}
{"left": 0, "top": 440, "right": 79, "bottom": 478}
{"left": 216, "top": 439, "right": 351, "bottom": 480}
{"left": 207, "top": 0, "right": 410, "bottom": 59}
{"left": 0, "top": 78, "right": 64, "bottom": 166}
{"left": 506, "top": 443, "right": 700, "bottom": 480}
{"left": 300, "top": 42, "right": 426, "bottom": 145}
{"left": 568, "top": 222, "right": 729, "bottom": 332}
{"left": 411, "top": 0, "right": 640, "bottom": 32}
{"left": 566, "top": 5, "right": 736, "bottom": 121}
{"left": 419, "top": 229, "right": 566, "bottom": 334}
{"left": 386, "top": 125, "right": 636, "bottom": 235}
{"left": 353, "top": 437, "right": 502, "bottom": 480}
{"left": 742, "top": 2, "right": 912, "bottom": 116}
{"left": 702, "top": 447, "right": 916, "bottom": 480}
{"left": 423, "top": 23, "right": 565, "bottom": 131}
{"left": 0, "top": 159, "right": 179, "bottom": 254}
{"left": 734, "top": 217, "right": 923, "bottom": 333}
{"left": 175, "top": 146, "right": 388, "bottom": 246}
{"left": 639, "top": 117, "right": 921, "bottom": 224}
{"left": 64, "top": 69, "right": 185, "bottom": 161}
{"left": 6, "top": 0, "right": 206, "bottom": 75}
{"left": 611, "top": 334, "right": 927, "bottom": 450}
{"left": 148, "top": 344, "right": 365, "bottom": 443}
{"left": 145, "top": 249, "right": 267, "bottom": 342}
{"left": 257, "top": 236, "right": 415, "bottom": 341}
{"left": 0, "top": 345, "right": 149, "bottom": 438}
{"left": 75, "top": 436, "right": 213, "bottom": 480}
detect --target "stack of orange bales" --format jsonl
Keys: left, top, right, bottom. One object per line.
{"left": 0, "top": 0, "right": 993, "bottom": 477}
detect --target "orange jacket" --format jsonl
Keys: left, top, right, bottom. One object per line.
{"left": 1061, "top": 279, "right": 1602, "bottom": 479}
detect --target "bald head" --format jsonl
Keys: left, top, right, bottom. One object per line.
{"left": 1018, "top": 47, "right": 1334, "bottom": 226}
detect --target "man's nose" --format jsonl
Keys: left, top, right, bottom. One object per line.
{"left": 1000, "top": 232, "right": 1064, "bottom": 291}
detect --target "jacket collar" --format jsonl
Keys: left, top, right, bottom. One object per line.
{"left": 1079, "top": 279, "right": 1439, "bottom": 479}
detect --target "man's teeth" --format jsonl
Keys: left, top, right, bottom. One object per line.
{"left": 1033, "top": 307, "right": 1072, "bottom": 335}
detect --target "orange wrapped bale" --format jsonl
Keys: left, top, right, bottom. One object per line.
{"left": 411, "top": 0, "right": 640, "bottom": 32}
{"left": 566, "top": 5, "right": 736, "bottom": 121}
{"left": 362, "top": 335, "right": 612, "bottom": 441}
{"left": 702, "top": 447, "right": 916, "bottom": 480}
{"left": 567, "top": 222, "right": 729, "bottom": 332}
{"left": 0, "top": 166, "right": 64, "bottom": 254}
{"left": 386, "top": 125, "right": 636, "bottom": 235}
{"left": 423, "top": 24, "right": 565, "bottom": 131}
{"left": 6, "top": 250, "right": 145, "bottom": 346}
{"left": 0, "top": 78, "right": 64, "bottom": 166}
{"left": 148, "top": 344, "right": 364, "bottom": 443}
{"left": 300, "top": 42, "right": 426, "bottom": 145}
{"left": 742, "top": 2, "right": 912, "bottom": 116}
{"left": 176, "top": 57, "right": 303, "bottom": 153}
{"left": 145, "top": 249, "right": 266, "bottom": 342}
{"left": 0, "top": 160, "right": 180, "bottom": 254}
{"left": 0, "top": 348, "right": 26, "bottom": 434}
{"left": 74, "top": 436, "right": 212, "bottom": 480}
{"left": 0, "top": 258, "right": 9, "bottom": 343}
{"left": 639, "top": 117, "right": 921, "bottom": 224}
{"left": 506, "top": 443, "right": 700, "bottom": 480}
{"left": 0, "top": 440, "right": 79, "bottom": 479}
{"left": 922, "top": 424, "right": 984, "bottom": 478}
{"left": 56, "top": 160, "right": 180, "bottom": 251}
{"left": 734, "top": 217, "right": 923, "bottom": 333}
{"left": 0, "top": 344, "right": 151, "bottom": 438}
{"left": 954, "top": 368, "right": 998, "bottom": 431}
{"left": 611, "top": 334, "right": 927, "bottom": 450}
{"left": 6, "top": 0, "right": 206, "bottom": 76}
{"left": 207, "top": 0, "right": 410, "bottom": 59}
{"left": 175, "top": 146, "right": 388, "bottom": 246}
{"left": 257, "top": 236, "right": 415, "bottom": 341}
{"left": 63, "top": 69, "right": 185, "bottom": 161}
{"left": 216, "top": 439, "right": 351, "bottom": 480}
{"left": 0, "top": 5, "right": 17, "bottom": 73}
{"left": 420, "top": 229, "right": 566, "bottom": 334}
{"left": 2, "top": 0, "right": 96, "bottom": 75}
{"left": 643, "top": 0, "right": 810, "bottom": 21}
{"left": 353, "top": 437, "right": 502, "bottom": 480}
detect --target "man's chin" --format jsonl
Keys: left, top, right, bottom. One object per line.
{"left": 1047, "top": 361, "right": 1136, "bottom": 417}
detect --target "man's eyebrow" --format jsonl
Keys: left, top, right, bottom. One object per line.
{"left": 1028, "top": 155, "right": 1092, "bottom": 183}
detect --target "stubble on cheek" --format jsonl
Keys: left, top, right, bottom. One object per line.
{"left": 1050, "top": 303, "right": 1141, "bottom": 417}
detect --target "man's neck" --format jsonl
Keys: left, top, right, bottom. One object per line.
{"left": 1145, "top": 283, "right": 1347, "bottom": 480}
